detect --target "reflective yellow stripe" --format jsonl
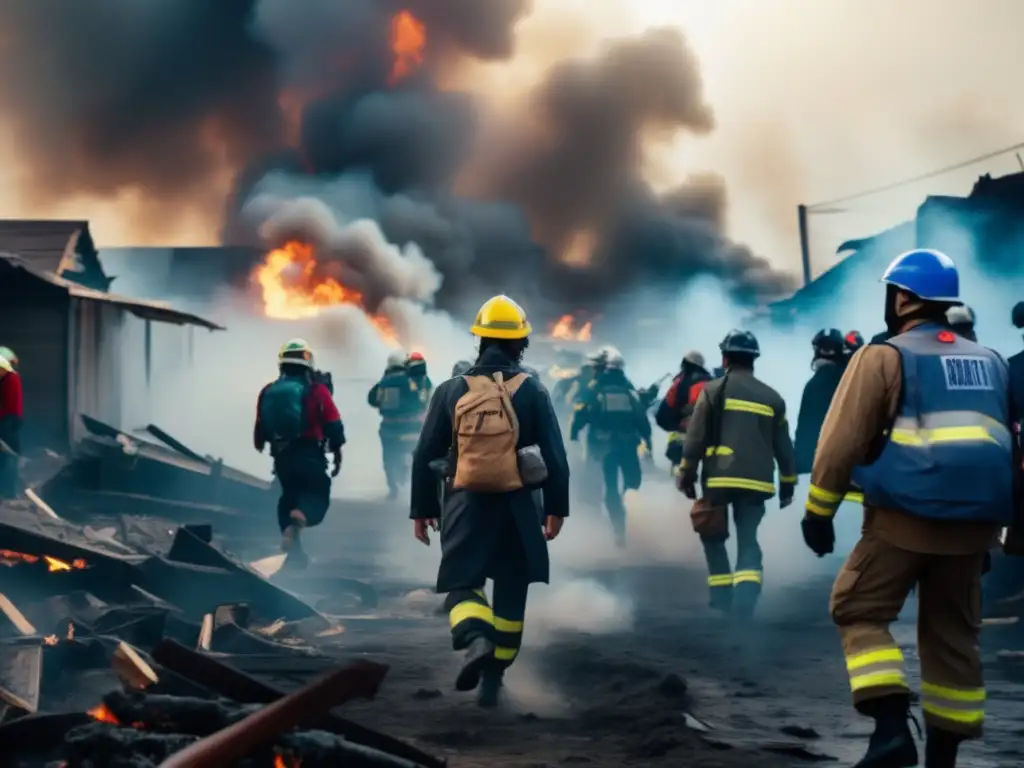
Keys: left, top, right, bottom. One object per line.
{"left": 495, "top": 646, "right": 518, "bottom": 660}
{"left": 704, "top": 445, "right": 734, "bottom": 456}
{"left": 733, "top": 569, "right": 762, "bottom": 585}
{"left": 805, "top": 500, "right": 836, "bottom": 517}
{"left": 449, "top": 602, "right": 493, "bottom": 629}
{"left": 667, "top": 431, "right": 683, "bottom": 444}
{"left": 573, "top": 402, "right": 586, "bottom": 411}
{"left": 921, "top": 682, "right": 986, "bottom": 724}
{"left": 891, "top": 425, "right": 998, "bottom": 446}
{"left": 706, "top": 477, "right": 774, "bottom": 493}
{"left": 921, "top": 703, "right": 984, "bottom": 725}
{"left": 707, "top": 574, "right": 733, "bottom": 587}
{"left": 845, "top": 647, "right": 907, "bottom": 692}
{"left": 493, "top": 617, "right": 523, "bottom": 633}
{"left": 844, "top": 491, "right": 864, "bottom": 503}
{"left": 724, "top": 398, "right": 774, "bottom": 417}
{"left": 921, "top": 682, "right": 985, "bottom": 702}
{"left": 779, "top": 475, "right": 797, "bottom": 483}
{"left": 809, "top": 485, "right": 843, "bottom": 504}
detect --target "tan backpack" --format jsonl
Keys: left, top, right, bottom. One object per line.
{"left": 452, "top": 372, "right": 528, "bottom": 492}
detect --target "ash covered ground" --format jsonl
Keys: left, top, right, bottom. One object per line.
{"left": 244, "top": 478, "right": 1024, "bottom": 768}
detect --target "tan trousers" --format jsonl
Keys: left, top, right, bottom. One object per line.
{"left": 829, "top": 532, "right": 986, "bottom": 737}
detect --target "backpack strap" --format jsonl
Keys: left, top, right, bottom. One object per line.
{"left": 491, "top": 372, "right": 522, "bottom": 444}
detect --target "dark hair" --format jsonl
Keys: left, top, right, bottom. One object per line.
{"left": 478, "top": 336, "right": 530, "bottom": 364}
{"left": 723, "top": 352, "right": 755, "bottom": 370}
{"left": 279, "top": 362, "right": 312, "bottom": 379}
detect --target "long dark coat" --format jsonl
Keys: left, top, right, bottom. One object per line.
{"left": 410, "top": 346, "right": 570, "bottom": 593}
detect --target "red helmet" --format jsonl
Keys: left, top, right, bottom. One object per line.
{"left": 407, "top": 351, "right": 425, "bottom": 362}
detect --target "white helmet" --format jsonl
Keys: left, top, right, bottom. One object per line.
{"left": 278, "top": 338, "right": 314, "bottom": 369}
{"left": 386, "top": 351, "right": 406, "bottom": 368}
{"left": 604, "top": 347, "right": 625, "bottom": 369}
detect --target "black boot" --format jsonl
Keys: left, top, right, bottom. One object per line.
{"left": 924, "top": 727, "right": 962, "bottom": 768}
{"left": 854, "top": 695, "right": 919, "bottom": 767}
{"left": 477, "top": 668, "right": 504, "bottom": 708}
{"left": 455, "top": 636, "right": 494, "bottom": 691}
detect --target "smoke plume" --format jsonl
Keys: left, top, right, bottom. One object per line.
{"left": 0, "top": 0, "right": 795, "bottom": 314}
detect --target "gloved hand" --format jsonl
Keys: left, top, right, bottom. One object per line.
{"left": 676, "top": 472, "right": 696, "bottom": 500}
{"left": 779, "top": 482, "right": 795, "bottom": 509}
{"left": 801, "top": 515, "right": 834, "bottom": 557}
{"left": 331, "top": 449, "right": 342, "bottom": 477}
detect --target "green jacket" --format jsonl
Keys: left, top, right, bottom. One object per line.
{"left": 680, "top": 368, "right": 797, "bottom": 503}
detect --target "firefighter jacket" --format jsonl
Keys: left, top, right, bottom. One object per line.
{"left": 655, "top": 367, "right": 711, "bottom": 433}
{"left": 794, "top": 360, "right": 845, "bottom": 474}
{"left": 367, "top": 368, "right": 422, "bottom": 432}
{"left": 680, "top": 368, "right": 796, "bottom": 503}
{"left": 808, "top": 317, "right": 1019, "bottom": 555}
{"left": 848, "top": 324, "right": 1013, "bottom": 524}
{"left": 570, "top": 369, "right": 652, "bottom": 454}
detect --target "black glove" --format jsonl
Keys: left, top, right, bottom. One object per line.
{"left": 677, "top": 473, "right": 696, "bottom": 500}
{"left": 801, "top": 515, "right": 834, "bottom": 557}
{"left": 331, "top": 449, "right": 342, "bottom": 477}
{"left": 779, "top": 482, "right": 795, "bottom": 509}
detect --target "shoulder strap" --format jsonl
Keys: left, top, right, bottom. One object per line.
{"left": 491, "top": 372, "right": 521, "bottom": 441}
{"left": 504, "top": 372, "right": 529, "bottom": 396}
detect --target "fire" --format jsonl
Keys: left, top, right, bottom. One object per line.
{"left": 388, "top": 11, "right": 426, "bottom": 84}
{"left": 550, "top": 314, "right": 592, "bottom": 342}
{"left": 274, "top": 754, "right": 301, "bottom": 768}
{"left": 253, "top": 241, "right": 400, "bottom": 347}
{"left": 0, "top": 550, "right": 86, "bottom": 571}
{"left": 88, "top": 704, "right": 119, "bottom": 725}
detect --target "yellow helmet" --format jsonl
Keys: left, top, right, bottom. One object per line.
{"left": 470, "top": 295, "right": 532, "bottom": 339}
{"left": 278, "top": 338, "right": 315, "bottom": 369}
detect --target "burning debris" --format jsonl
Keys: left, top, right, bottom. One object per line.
{"left": 549, "top": 314, "right": 593, "bottom": 342}
{"left": 388, "top": 11, "right": 428, "bottom": 85}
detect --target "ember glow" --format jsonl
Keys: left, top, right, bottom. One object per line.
{"left": 0, "top": 550, "right": 86, "bottom": 571}
{"left": 87, "top": 703, "right": 119, "bottom": 724}
{"left": 253, "top": 241, "right": 400, "bottom": 346}
{"left": 388, "top": 11, "right": 426, "bottom": 85}
{"left": 550, "top": 314, "right": 592, "bottom": 341}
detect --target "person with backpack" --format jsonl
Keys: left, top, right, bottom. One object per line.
{"left": 656, "top": 350, "right": 712, "bottom": 469}
{"left": 254, "top": 339, "right": 344, "bottom": 568}
{"left": 368, "top": 351, "right": 424, "bottom": 499}
{"left": 794, "top": 329, "right": 847, "bottom": 475}
{"left": 570, "top": 348, "right": 652, "bottom": 547}
{"left": 677, "top": 329, "right": 797, "bottom": 618}
{"left": 410, "top": 294, "right": 570, "bottom": 708}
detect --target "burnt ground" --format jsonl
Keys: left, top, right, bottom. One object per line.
{"left": 233, "top": 488, "right": 1024, "bottom": 768}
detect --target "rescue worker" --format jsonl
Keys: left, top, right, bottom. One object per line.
{"left": 656, "top": 350, "right": 712, "bottom": 468}
{"left": 794, "top": 329, "right": 846, "bottom": 474}
{"left": 451, "top": 360, "right": 473, "bottom": 377}
{"left": 845, "top": 331, "right": 865, "bottom": 360}
{"left": 945, "top": 304, "right": 977, "bottom": 341}
{"left": 0, "top": 352, "right": 23, "bottom": 499}
{"left": 802, "top": 248, "right": 1023, "bottom": 767}
{"left": 678, "top": 330, "right": 796, "bottom": 618}
{"left": 410, "top": 294, "right": 570, "bottom": 707}
{"left": 1010, "top": 301, "right": 1024, "bottom": 410}
{"left": 255, "top": 339, "right": 344, "bottom": 568}
{"left": 368, "top": 351, "right": 424, "bottom": 499}
{"left": 570, "top": 348, "right": 652, "bottom": 547}
{"left": 406, "top": 351, "right": 433, "bottom": 399}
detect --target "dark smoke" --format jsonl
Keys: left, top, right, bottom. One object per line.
{"left": 0, "top": 0, "right": 794, "bottom": 310}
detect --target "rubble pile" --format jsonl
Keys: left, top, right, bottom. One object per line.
{"left": 0, "top": 479, "right": 440, "bottom": 766}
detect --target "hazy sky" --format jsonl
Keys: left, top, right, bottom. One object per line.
{"left": 0, "top": 0, "right": 1018, "bottom": 283}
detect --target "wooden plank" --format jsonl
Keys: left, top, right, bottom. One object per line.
{"left": 0, "top": 593, "right": 35, "bottom": 636}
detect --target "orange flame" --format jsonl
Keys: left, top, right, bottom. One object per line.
{"left": 388, "top": 11, "right": 426, "bottom": 84}
{"left": 253, "top": 241, "right": 400, "bottom": 346}
{"left": 0, "top": 550, "right": 87, "bottom": 571}
{"left": 550, "top": 314, "right": 592, "bottom": 341}
{"left": 274, "top": 754, "right": 301, "bottom": 768}
{"left": 88, "top": 703, "right": 119, "bottom": 724}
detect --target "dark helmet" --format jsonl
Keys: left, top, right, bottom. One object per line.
{"left": 451, "top": 360, "right": 472, "bottom": 377}
{"left": 719, "top": 329, "right": 760, "bottom": 358}
{"left": 1012, "top": 301, "right": 1024, "bottom": 329}
{"left": 844, "top": 330, "right": 864, "bottom": 354}
{"left": 811, "top": 328, "right": 844, "bottom": 358}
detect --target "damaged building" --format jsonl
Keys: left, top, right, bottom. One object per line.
{"left": 764, "top": 170, "right": 1024, "bottom": 330}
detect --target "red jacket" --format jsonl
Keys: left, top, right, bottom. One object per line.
{"left": 254, "top": 381, "right": 345, "bottom": 452}
{"left": 0, "top": 372, "right": 23, "bottom": 419}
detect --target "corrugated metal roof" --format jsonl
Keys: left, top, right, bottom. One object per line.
{"left": 0, "top": 219, "right": 89, "bottom": 273}
{"left": 0, "top": 253, "right": 225, "bottom": 330}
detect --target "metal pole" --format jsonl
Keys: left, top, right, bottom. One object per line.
{"left": 144, "top": 321, "right": 152, "bottom": 388}
{"left": 798, "top": 204, "right": 812, "bottom": 285}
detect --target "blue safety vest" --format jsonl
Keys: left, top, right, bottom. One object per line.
{"left": 852, "top": 323, "right": 1013, "bottom": 523}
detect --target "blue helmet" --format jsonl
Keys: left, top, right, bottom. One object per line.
{"left": 880, "top": 248, "right": 959, "bottom": 302}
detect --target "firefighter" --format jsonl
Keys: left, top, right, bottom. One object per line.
{"left": 656, "top": 350, "right": 712, "bottom": 469}
{"left": 570, "top": 348, "right": 652, "bottom": 547}
{"left": 945, "top": 304, "right": 977, "bottom": 341}
{"left": 410, "top": 294, "right": 570, "bottom": 707}
{"left": 794, "top": 329, "right": 846, "bottom": 475}
{"left": 254, "top": 339, "right": 344, "bottom": 568}
{"left": 802, "top": 248, "right": 1023, "bottom": 767}
{"left": 368, "top": 351, "right": 423, "bottom": 500}
{"left": 548, "top": 347, "right": 584, "bottom": 407}
{"left": 0, "top": 353, "right": 23, "bottom": 499}
{"left": 678, "top": 329, "right": 796, "bottom": 618}
{"left": 406, "top": 351, "right": 434, "bottom": 400}
{"left": 845, "top": 331, "right": 865, "bottom": 361}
